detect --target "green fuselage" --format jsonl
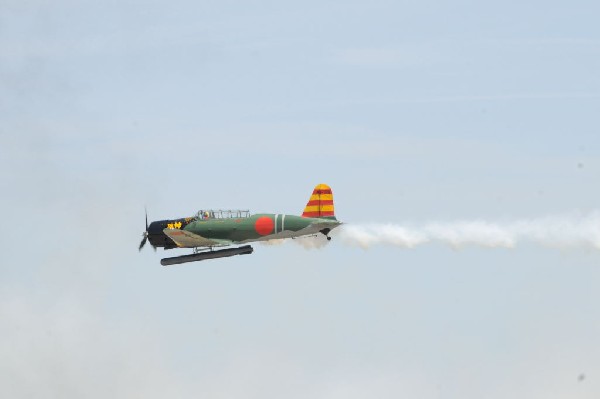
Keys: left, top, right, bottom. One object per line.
{"left": 147, "top": 213, "right": 340, "bottom": 249}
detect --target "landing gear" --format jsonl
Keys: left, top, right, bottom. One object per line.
{"left": 193, "top": 246, "right": 214, "bottom": 254}
{"left": 320, "top": 228, "right": 332, "bottom": 241}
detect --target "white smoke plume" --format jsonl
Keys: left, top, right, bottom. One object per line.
{"left": 260, "top": 235, "right": 330, "bottom": 249}
{"left": 337, "top": 211, "right": 600, "bottom": 250}
{"left": 292, "top": 234, "right": 330, "bottom": 249}
{"left": 260, "top": 239, "right": 287, "bottom": 246}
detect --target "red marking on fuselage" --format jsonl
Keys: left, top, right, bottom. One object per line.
{"left": 255, "top": 216, "right": 274, "bottom": 235}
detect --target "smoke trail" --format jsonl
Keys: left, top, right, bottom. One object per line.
{"left": 292, "top": 234, "right": 330, "bottom": 249}
{"left": 260, "top": 239, "right": 286, "bottom": 246}
{"left": 337, "top": 212, "right": 600, "bottom": 250}
{"left": 259, "top": 234, "right": 329, "bottom": 249}
{"left": 260, "top": 236, "right": 330, "bottom": 249}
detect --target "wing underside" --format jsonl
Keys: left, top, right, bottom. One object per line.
{"left": 163, "top": 229, "right": 229, "bottom": 248}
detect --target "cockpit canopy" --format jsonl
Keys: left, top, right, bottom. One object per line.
{"left": 196, "top": 209, "right": 250, "bottom": 220}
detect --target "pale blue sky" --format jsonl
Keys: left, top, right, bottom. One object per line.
{"left": 2, "top": 0, "right": 600, "bottom": 397}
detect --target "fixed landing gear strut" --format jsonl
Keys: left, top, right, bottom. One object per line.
{"left": 320, "top": 228, "right": 332, "bottom": 241}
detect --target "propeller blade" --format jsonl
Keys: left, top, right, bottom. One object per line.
{"left": 139, "top": 235, "right": 147, "bottom": 251}
{"left": 139, "top": 208, "right": 150, "bottom": 252}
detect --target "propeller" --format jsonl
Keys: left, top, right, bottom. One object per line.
{"left": 139, "top": 208, "right": 154, "bottom": 251}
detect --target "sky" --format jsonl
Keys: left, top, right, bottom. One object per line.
{"left": 2, "top": 0, "right": 600, "bottom": 397}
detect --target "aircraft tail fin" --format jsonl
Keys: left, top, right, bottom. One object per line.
{"left": 302, "top": 183, "right": 336, "bottom": 219}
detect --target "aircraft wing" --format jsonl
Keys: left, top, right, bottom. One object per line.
{"left": 163, "top": 229, "right": 230, "bottom": 248}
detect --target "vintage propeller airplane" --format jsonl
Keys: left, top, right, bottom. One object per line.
{"left": 139, "top": 184, "right": 341, "bottom": 265}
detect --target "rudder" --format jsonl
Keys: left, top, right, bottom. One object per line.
{"left": 302, "top": 183, "right": 336, "bottom": 219}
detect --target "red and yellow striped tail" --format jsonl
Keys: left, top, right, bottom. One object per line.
{"left": 302, "top": 183, "right": 336, "bottom": 219}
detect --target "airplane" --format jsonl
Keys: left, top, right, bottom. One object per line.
{"left": 139, "top": 184, "right": 342, "bottom": 265}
